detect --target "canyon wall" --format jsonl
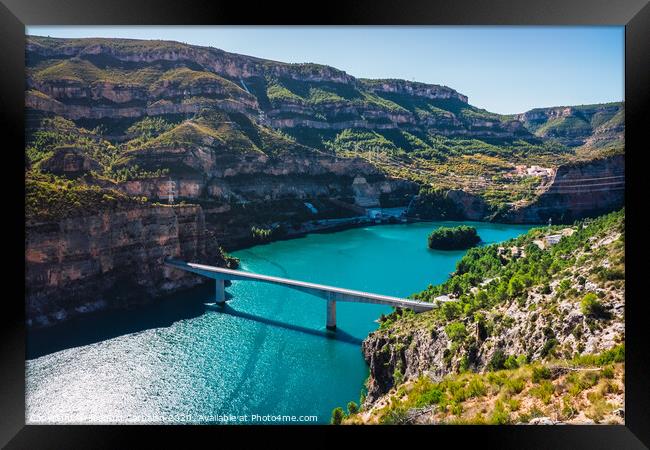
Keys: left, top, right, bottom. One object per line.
{"left": 25, "top": 36, "right": 529, "bottom": 141}
{"left": 24, "top": 36, "right": 625, "bottom": 329}
{"left": 514, "top": 103, "right": 624, "bottom": 147}
{"left": 507, "top": 154, "right": 624, "bottom": 224}
{"left": 361, "top": 217, "right": 625, "bottom": 405}
{"left": 25, "top": 204, "right": 223, "bottom": 327}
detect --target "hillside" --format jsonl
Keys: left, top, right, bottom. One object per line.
{"left": 338, "top": 209, "right": 625, "bottom": 425}
{"left": 26, "top": 36, "right": 515, "bottom": 139}
{"left": 24, "top": 36, "right": 625, "bottom": 325}
{"left": 514, "top": 103, "right": 624, "bottom": 148}
{"left": 344, "top": 346, "right": 624, "bottom": 425}
{"left": 25, "top": 35, "right": 623, "bottom": 221}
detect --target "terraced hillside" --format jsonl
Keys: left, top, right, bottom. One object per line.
{"left": 26, "top": 36, "right": 623, "bottom": 223}
{"left": 514, "top": 103, "right": 624, "bottom": 148}
{"left": 24, "top": 36, "right": 625, "bottom": 325}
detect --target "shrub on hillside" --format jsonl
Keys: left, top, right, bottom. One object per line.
{"left": 488, "top": 349, "right": 506, "bottom": 371}
{"left": 445, "top": 322, "right": 468, "bottom": 342}
{"left": 330, "top": 407, "right": 345, "bottom": 425}
{"left": 581, "top": 292, "right": 606, "bottom": 318}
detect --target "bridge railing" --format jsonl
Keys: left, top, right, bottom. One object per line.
{"left": 165, "top": 258, "right": 438, "bottom": 329}
{"left": 165, "top": 258, "right": 436, "bottom": 311}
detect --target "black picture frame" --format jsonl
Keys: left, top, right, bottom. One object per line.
{"left": 1, "top": 0, "right": 648, "bottom": 447}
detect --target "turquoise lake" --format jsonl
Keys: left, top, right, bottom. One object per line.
{"left": 26, "top": 221, "right": 534, "bottom": 424}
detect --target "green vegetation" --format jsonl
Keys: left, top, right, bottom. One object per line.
{"left": 531, "top": 365, "right": 552, "bottom": 383}
{"left": 151, "top": 67, "right": 245, "bottom": 96}
{"left": 445, "top": 322, "right": 468, "bottom": 342}
{"left": 266, "top": 79, "right": 303, "bottom": 103}
{"left": 571, "top": 343, "right": 625, "bottom": 367}
{"left": 581, "top": 292, "right": 606, "bottom": 318}
{"left": 28, "top": 35, "right": 194, "bottom": 56}
{"left": 26, "top": 116, "right": 120, "bottom": 168}
{"left": 26, "top": 171, "right": 146, "bottom": 222}
{"left": 108, "top": 165, "right": 170, "bottom": 182}
{"left": 219, "top": 248, "right": 240, "bottom": 269}
{"left": 250, "top": 225, "right": 287, "bottom": 244}
{"left": 330, "top": 407, "right": 345, "bottom": 425}
{"left": 536, "top": 116, "right": 591, "bottom": 137}
{"left": 124, "top": 117, "right": 175, "bottom": 148}
{"left": 408, "top": 187, "right": 464, "bottom": 220}
{"left": 343, "top": 345, "right": 624, "bottom": 425}
{"left": 32, "top": 58, "right": 163, "bottom": 86}
{"left": 428, "top": 226, "right": 481, "bottom": 250}
{"left": 488, "top": 349, "right": 507, "bottom": 371}
{"left": 26, "top": 116, "right": 177, "bottom": 182}
{"left": 360, "top": 136, "right": 574, "bottom": 210}
{"left": 411, "top": 210, "right": 624, "bottom": 322}
{"left": 324, "top": 129, "right": 399, "bottom": 155}
{"left": 347, "top": 401, "right": 359, "bottom": 415}
{"left": 522, "top": 103, "right": 623, "bottom": 138}
{"left": 263, "top": 76, "right": 408, "bottom": 113}
{"left": 29, "top": 46, "right": 247, "bottom": 97}
{"left": 121, "top": 109, "right": 308, "bottom": 163}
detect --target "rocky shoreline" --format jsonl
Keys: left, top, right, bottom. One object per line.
{"left": 26, "top": 167, "right": 624, "bottom": 329}
{"left": 25, "top": 203, "right": 226, "bottom": 328}
{"left": 345, "top": 210, "right": 625, "bottom": 425}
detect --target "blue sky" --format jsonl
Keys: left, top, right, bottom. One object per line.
{"left": 26, "top": 26, "right": 624, "bottom": 114}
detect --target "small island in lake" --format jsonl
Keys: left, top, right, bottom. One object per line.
{"left": 427, "top": 225, "right": 481, "bottom": 250}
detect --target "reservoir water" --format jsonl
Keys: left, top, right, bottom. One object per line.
{"left": 26, "top": 221, "right": 534, "bottom": 424}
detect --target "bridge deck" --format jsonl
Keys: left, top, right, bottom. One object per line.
{"left": 165, "top": 259, "right": 436, "bottom": 312}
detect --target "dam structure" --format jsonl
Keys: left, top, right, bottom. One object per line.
{"left": 165, "top": 259, "right": 436, "bottom": 330}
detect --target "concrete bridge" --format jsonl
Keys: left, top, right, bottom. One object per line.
{"left": 164, "top": 259, "right": 436, "bottom": 330}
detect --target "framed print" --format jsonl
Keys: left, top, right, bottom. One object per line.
{"left": 1, "top": 0, "right": 648, "bottom": 447}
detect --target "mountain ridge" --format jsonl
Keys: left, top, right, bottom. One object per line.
{"left": 26, "top": 35, "right": 623, "bottom": 151}
{"left": 24, "top": 36, "right": 625, "bottom": 327}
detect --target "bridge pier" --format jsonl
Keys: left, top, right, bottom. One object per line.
{"left": 215, "top": 279, "right": 226, "bottom": 305}
{"left": 165, "top": 260, "right": 437, "bottom": 325}
{"left": 326, "top": 298, "right": 336, "bottom": 331}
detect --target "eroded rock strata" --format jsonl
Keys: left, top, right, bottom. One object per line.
{"left": 25, "top": 204, "right": 224, "bottom": 327}
{"left": 357, "top": 210, "right": 625, "bottom": 424}
{"left": 507, "top": 154, "right": 624, "bottom": 224}
{"left": 24, "top": 36, "right": 625, "bottom": 327}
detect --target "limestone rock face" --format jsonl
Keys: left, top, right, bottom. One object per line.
{"left": 105, "top": 149, "right": 415, "bottom": 208}
{"left": 507, "top": 154, "right": 624, "bottom": 224}
{"left": 25, "top": 88, "right": 256, "bottom": 121}
{"left": 363, "top": 281, "right": 624, "bottom": 405}
{"left": 39, "top": 146, "right": 101, "bottom": 176}
{"left": 445, "top": 190, "right": 491, "bottom": 221}
{"left": 361, "top": 223, "right": 624, "bottom": 406}
{"left": 514, "top": 103, "right": 624, "bottom": 147}
{"left": 360, "top": 78, "right": 469, "bottom": 103}
{"left": 25, "top": 36, "right": 533, "bottom": 141}
{"left": 25, "top": 204, "right": 222, "bottom": 328}
{"left": 352, "top": 176, "right": 381, "bottom": 207}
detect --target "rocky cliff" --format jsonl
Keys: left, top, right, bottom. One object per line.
{"left": 514, "top": 103, "right": 624, "bottom": 148}
{"left": 357, "top": 210, "right": 625, "bottom": 422}
{"left": 25, "top": 35, "right": 624, "bottom": 223}
{"left": 24, "top": 35, "right": 625, "bottom": 329}
{"left": 25, "top": 203, "right": 229, "bottom": 327}
{"left": 408, "top": 188, "right": 491, "bottom": 221}
{"left": 506, "top": 154, "right": 624, "bottom": 224}
{"left": 408, "top": 153, "right": 624, "bottom": 224}
{"left": 25, "top": 36, "right": 529, "bottom": 142}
